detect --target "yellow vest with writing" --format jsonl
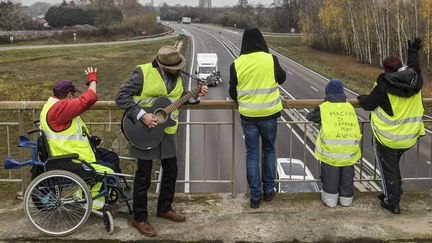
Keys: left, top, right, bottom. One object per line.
{"left": 315, "top": 101, "right": 362, "bottom": 166}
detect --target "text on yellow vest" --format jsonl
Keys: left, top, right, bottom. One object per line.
{"left": 315, "top": 101, "right": 362, "bottom": 167}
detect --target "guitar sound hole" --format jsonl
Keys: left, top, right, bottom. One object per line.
{"left": 154, "top": 110, "right": 167, "bottom": 123}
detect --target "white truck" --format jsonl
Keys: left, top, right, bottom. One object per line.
{"left": 182, "top": 17, "right": 191, "bottom": 24}
{"left": 196, "top": 53, "right": 222, "bottom": 87}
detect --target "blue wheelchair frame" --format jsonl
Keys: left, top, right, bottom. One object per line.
{"left": 3, "top": 130, "right": 134, "bottom": 234}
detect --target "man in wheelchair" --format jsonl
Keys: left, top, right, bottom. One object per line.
{"left": 38, "top": 67, "right": 120, "bottom": 211}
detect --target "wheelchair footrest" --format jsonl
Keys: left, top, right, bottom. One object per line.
{"left": 118, "top": 189, "right": 133, "bottom": 203}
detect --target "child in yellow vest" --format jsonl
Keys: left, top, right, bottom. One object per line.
{"left": 306, "top": 80, "right": 362, "bottom": 207}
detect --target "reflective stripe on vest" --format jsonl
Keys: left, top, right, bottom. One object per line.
{"left": 40, "top": 97, "right": 96, "bottom": 163}
{"left": 315, "top": 144, "right": 359, "bottom": 159}
{"left": 234, "top": 52, "right": 282, "bottom": 117}
{"left": 238, "top": 97, "right": 281, "bottom": 109}
{"left": 133, "top": 63, "right": 183, "bottom": 134}
{"left": 314, "top": 101, "right": 362, "bottom": 167}
{"left": 371, "top": 88, "right": 425, "bottom": 149}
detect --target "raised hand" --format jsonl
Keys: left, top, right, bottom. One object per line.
{"left": 84, "top": 67, "right": 98, "bottom": 86}
{"left": 408, "top": 38, "right": 422, "bottom": 52}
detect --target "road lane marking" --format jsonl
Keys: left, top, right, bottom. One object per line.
{"left": 193, "top": 24, "right": 381, "bottom": 189}
{"left": 182, "top": 28, "right": 196, "bottom": 193}
{"left": 226, "top": 97, "right": 230, "bottom": 101}
{"left": 309, "top": 85, "right": 318, "bottom": 92}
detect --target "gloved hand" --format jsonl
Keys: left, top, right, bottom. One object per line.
{"left": 90, "top": 135, "right": 102, "bottom": 148}
{"left": 85, "top": 67, "right": 98, "bottom": 86}
{"left": 408, "top": 37, "right": 422, "bottom": 52}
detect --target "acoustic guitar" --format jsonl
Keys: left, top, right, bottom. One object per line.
{"left": 121, "top": 79, "right": 207, "bottom": 150}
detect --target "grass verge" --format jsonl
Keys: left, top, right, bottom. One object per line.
{"left": 0, "top": 37, "right": 181, "bottom": 192}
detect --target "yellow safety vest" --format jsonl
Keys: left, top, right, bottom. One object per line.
{"left": 234, "top": 52, "right": 282, "bottom": 117}
{"left": 315, "top": 101, "right": 362, "bottom": 166}
{"left": 40, "top": 97, "right": 96, "bottom": 163}
{"left": 371, "top": 90, "right": 425, "bottom": 149}
{"left": 133, "top": 63, "right": 184, "bottom": 134}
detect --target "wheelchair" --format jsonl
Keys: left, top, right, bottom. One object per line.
{"left": 3, "top": 127, "right": 134, "bottom": 236}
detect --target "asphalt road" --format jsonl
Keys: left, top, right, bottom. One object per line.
{"left": 172, "top": 22, "right": 432, "bottom": 193}
{"left": 3, "top": 22, "right": 428, "bottom": 193}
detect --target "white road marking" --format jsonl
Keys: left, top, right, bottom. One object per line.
{"left": 286, "top": 70, "right": 293, "bottom": 75}
{"left": 182, "top": 28, "right": 196, "bottom": 193}
{"left": 427, "top": 161, "right": 431, "bottom": 165}
{"left": 309, "top": 85, "right": 318, "bottom": 92}
{"left": 226, "top": 97, "right": 230, "bottom": 101}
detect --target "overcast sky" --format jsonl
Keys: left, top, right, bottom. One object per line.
{"left": 18, "top": 0, "right": 274, "bottom": 7}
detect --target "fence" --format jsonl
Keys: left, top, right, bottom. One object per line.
{"left": 1, "top": 99, "right": 431, "bottom": 197}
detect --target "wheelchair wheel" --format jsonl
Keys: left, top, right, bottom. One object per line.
{"left": 103, "top": 210, "right": 114, "bottom": 234}
{"left": 24, "top": 170, "right": 92, "bottom": 236}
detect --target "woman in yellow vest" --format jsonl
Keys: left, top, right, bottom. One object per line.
{"left": 357, "top": 38, "right": 425, "bottom": 214}
{"left": 307, "top": 80, "right": 362, "bottom": 208}
{"left": 229, "top": 28, "right": 286, "bottom": 209}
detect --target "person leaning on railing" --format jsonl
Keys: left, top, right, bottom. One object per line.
{"left": 306, "top": 80, "right": 362, "bottom": 208}
{"left": 357, "top": 38, "right": 425, "bottom": 214}
{"left": 229, "top": 28, "right": 287, "bottom": 209}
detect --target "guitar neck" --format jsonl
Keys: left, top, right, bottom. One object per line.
{"left": 164, "top": 86, "right": 200, "bottom": 114}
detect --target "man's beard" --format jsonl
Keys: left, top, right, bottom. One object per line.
{"left": 166, "top": 71, "right": 180, "bottom": 80}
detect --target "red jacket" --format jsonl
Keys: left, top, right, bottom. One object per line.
{"left": 47, "top": 89, "right": 98, "bottom": 132}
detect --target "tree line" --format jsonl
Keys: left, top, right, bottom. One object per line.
{"left": 300, "top": 0, "right": 432, "bottom": 71}
{"left": 160, "top": 0, "right": 432, "bottom": 71}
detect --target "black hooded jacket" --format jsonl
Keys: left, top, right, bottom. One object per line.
{"left": 358, "top": 48, "right": 423, "bottom": 116}
{"left": 229, "top": 28, "right": 287, "bottom": 120}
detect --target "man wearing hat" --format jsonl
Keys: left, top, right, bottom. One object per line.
{"left": 40, "top": 67, "right": 116, "bottom": 210}
{"left": 115, "top": 45, "right": 208, "bottom": 237}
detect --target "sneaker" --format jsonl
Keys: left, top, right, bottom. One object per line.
{"left": 263, "top": 190, "right": 276, "bottom": 202}
{"left": 250, "top": 200, "right": 260, "bottom": 209}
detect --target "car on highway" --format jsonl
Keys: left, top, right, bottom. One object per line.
{"left": 276, "top": 158, "right": 320, "bottom": 193}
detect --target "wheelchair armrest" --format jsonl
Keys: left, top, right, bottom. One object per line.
{"left": 27, "top": 128, "right": 41, "bottom": 135}
{"left": 46, "top": 153, "right": 80, "bottom": 163}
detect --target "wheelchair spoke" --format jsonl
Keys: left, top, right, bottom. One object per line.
{"left": 25, "top": 171, "right": 93, "bottom": 236}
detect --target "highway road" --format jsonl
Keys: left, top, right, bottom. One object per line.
{"left": 172, "top": 22, "right": 432, "bottom": 193}
{"left": 4, "top": 22, "right": 428, "bottom": 193}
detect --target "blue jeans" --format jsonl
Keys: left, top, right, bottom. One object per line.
{"left": 241, "top": 118, "right": 277, "bottom": 202}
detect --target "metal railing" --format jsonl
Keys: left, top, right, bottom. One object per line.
{"left": 1, "top": 99, "right": 431, "bottom": 197}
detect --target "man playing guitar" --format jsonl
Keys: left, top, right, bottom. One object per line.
{"left": 115, "top": 45, "right": 208, "bottom": 237}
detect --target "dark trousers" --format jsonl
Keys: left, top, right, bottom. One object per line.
{"left": 373, "top": 138, "right": 407, "bottom": 207}
{"left": 133, "top": 157, "right": 178, "bottom": 223}
{"left": 95, "top": 148, "right": 121, "bottom": 173}
{"left": 320, "top": 162, "right": 354, "bottom": 197}
{"left": 241, "top": 118, "right": 278, "bottom": 202}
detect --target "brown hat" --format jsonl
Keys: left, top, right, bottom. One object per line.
{"left": 156, "top": 45, "right": 186, "bottom": 70}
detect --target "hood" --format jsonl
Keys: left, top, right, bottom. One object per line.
{"left": 377, "top": 68, "right": 422, "bottom": 97}
{"left": 240, "top": 28, "right": 269, "bottom": 55}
